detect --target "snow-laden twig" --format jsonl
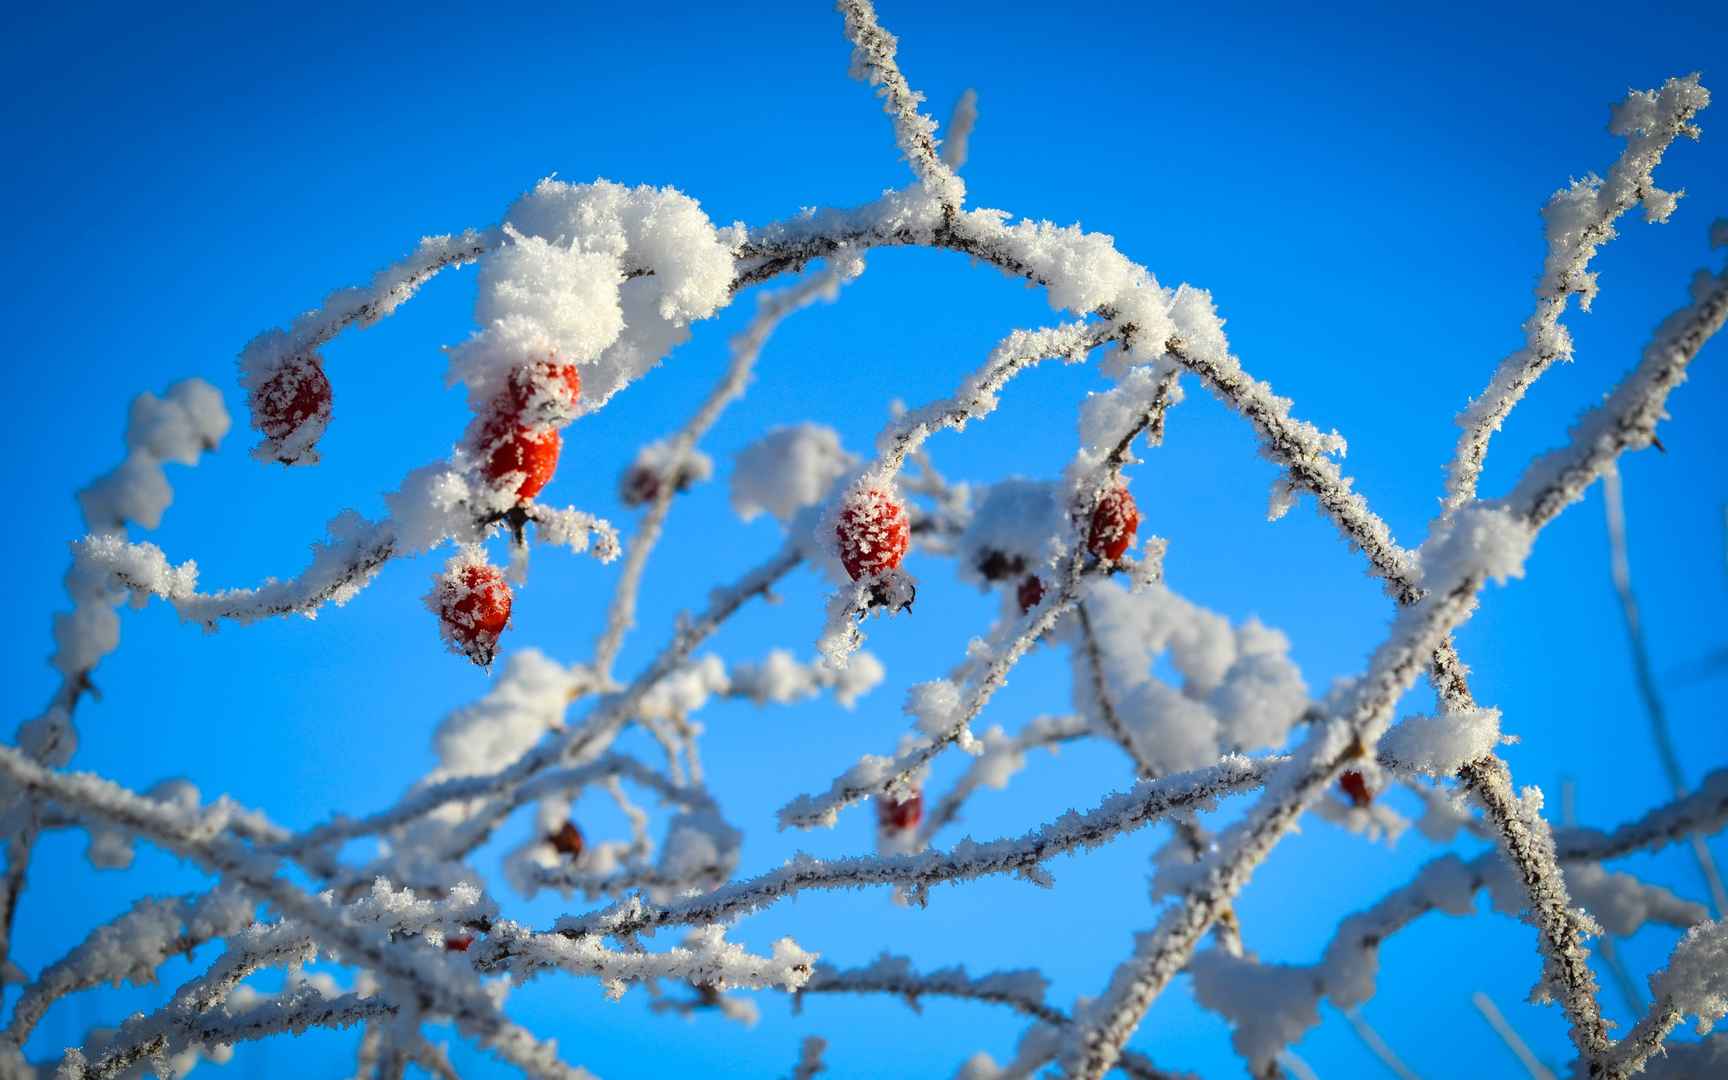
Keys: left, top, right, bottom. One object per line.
{"left": 835, "top": 0, "right": 965, "bottom": 207}
{"left": 795, "top": 955, "right": 1195, "bottom": 1080}
{"left": 1441, "top": 76, "right": 1709, "bottom": 513}
{"left": 70, "top": 501, "right": 619, "bottom": 633}
{"left": 1, "top": 888, "right": 252, "bottom": 1051}
{"left": 799, "top": 954, "right": 1063, "bottom": 1025}
{"left": 239, "top": 230, "right": 495, "bottom": 380}
{"left": 476, "top": 922, "right": 816, "bottom": 995}
{"left": 0, "top": 746, "right": 587, "bottom": 1080}
{"left": 562, "top": 755, "right": 1274, "bottom": 939}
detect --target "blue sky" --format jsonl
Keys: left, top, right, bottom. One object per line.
{"left": 3, "top": 0, "right": 1727, "bottom": 1076}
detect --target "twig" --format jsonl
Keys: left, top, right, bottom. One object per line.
{"left": 1471, "top": 992, "right": 1557, "bottom": 1080}
{"left": 1601, "top": 465, "right": 1728, "bottom": 915}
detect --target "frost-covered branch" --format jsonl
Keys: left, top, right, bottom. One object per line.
{"left": 0, "top": 746, "right": 586, "bottom": 1079}
{"left": 795, "top": 955, "right": 1195, "bottom": 1080}
{"left": 560, "top": 755, "right": 1273, "bottom": 939}
{"left": 1442, "top": 76, "right": 1709, "bottom": 512}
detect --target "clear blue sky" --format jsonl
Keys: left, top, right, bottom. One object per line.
{"left": 3, "top": 1, "right": 1727, "bottom": 1076}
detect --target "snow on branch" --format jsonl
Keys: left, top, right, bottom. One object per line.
{"left": 1442, "top": 75, "right": 1710, "bottom": 513}
{"left": 557, "top": 755, "right": 1273, "bottom": 939}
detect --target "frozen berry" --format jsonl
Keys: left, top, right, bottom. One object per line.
{"left": 878, "top": 791, "right": 923, "bottom": 831}
{"left": 548, "top": 820, "right": 584, "bottom": 859}
{"left": 505, "top": 359, "right": 582, "bottom": 422}
{"left": 477, "top": 415, "right": 561, "bottom": 500}
{"left": 252, "top": 353, "right": 332, "bottom": 462}
{"left": 1087, "top": 483, "right": 1139, "bottom": 562}
{"left": 1017, "top": 574, "right": 1045, "bottom": 614}
{"left": 445, "top": 934, "right": 473, "bottom": 952}
{"left": 433, "top": 560, "right": 512, "bottom": 667}
{"left": 1339, "top": 770, "right": 1372, "bottom": 808}
{"left": 837, "top": 487, "right": 911, "bottom": 581}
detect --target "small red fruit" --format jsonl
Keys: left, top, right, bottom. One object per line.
{"left": 548, "top": 820, "right": 584, "bottom": 859}
{"left": 878, "top": 791, "right": 923, "bottom": 831}
{"left": 477, "top": 416, "right": 561, "bottom": 500}
{"left": 445, "top": 934, "right": 473, "bottom": 952}
{"left": 1087, "top": 483, "right": 1140, "bottom": 562}
{"left": 1017, "top": 574, "right": 1045, "bottom": 614}
{"left": 837, "top": 487, "right": 911, "bottom": 581}
{"left": 505, "top": 359, "right": 582, "bottom": 421}
{"left": 1339, "top": 770, "right": 1372, "bottom": 808}
{"left": 434, "top": 561, "right": 512, "bottom": 667}
{"left": 252, "top": 353, "right": 332, "bottom": 458}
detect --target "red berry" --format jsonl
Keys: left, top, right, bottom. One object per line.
{"left": 445, "top": 934, "right": 473, "bottom": 952}
{"left": 548, "top": 820, "right": 584, "bottom": 859}
{"left": 434, "top": 562, "right": 512, "bottom": 666}
{"left": 1087, "top": 483, "right": 1140, "bottom": 562}
{"left": 837, "top": 487, "right": 911, "bottom": 581}
{"left": 477, "top": 415, "right": 561, "bottom": 500}
{"left": 878, "top": 791, "right": 923, "bottom": 831}
{"left": 1339, "top": 770, "right": 1372, "bottom": 808}
{"left": 505, "top": 359, "right": 582, "bottom": 422}
{"left": 1017, "top": 574, "right": 1045, "bottom": 614}
{"left": 252, "top": 354, "right": 332, "bottom": 459}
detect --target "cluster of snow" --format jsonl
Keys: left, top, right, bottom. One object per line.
{"left": 729, "top": 648, "right": 885, "bottom": 708}
{"left": 434, "top": 650, "right": 574, "bottom": 777}
{"left": 956, "top": 479, "right": 1068, "bottom": 586}
{"left": 451, "top": 180, "right": 737, "bottom": 416}
{"left": 1653, "top": 919, "right": 1728, "bottom": 1034}
{"left": 1076, "top": 579, "right": 1309, "bottom": 774}
{"left": 1188, "top": 949, "right": 1322, "bottom": 1072}
{"left": 1417, "top": 505, "right": 1536, "bottom": 590}
{"left": 730, "top": 423, "right": 855, "bottom": 525}
{"left": 1441, "top": 74, "right": 1709, "bottom": 513}
{"left": 1380, "top": 707, "right": 1504, "bottom": 775}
